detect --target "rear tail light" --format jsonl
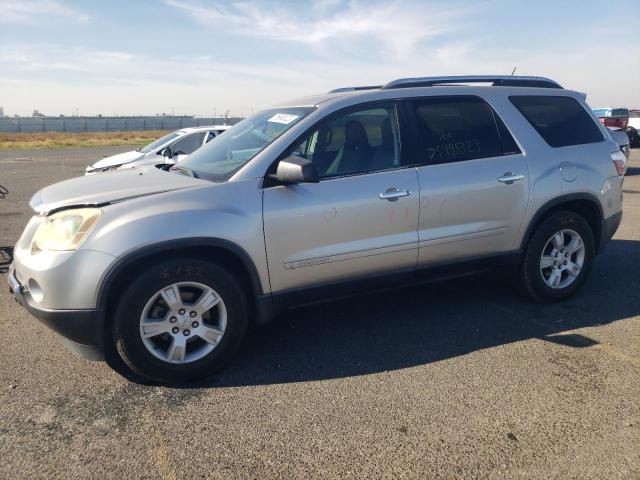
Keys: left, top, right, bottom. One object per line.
{"left": 603, "top": 117, "right": 629, "bottom": 128}
{"left": 611, "top": 150, "right": 626, "bottom": 176}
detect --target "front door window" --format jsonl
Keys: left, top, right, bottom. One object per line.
{"left": 290, "top": 105, "right": 402, "bottom": 178}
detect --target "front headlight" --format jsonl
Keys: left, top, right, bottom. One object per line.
{"left": 31, "top": 208, "right": 102, "bottom": 252}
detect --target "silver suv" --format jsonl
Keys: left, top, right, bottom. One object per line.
{"left": 8, "top": 76, "right": 625, "bottom": 383}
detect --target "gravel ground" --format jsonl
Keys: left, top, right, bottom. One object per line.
{"left": 0, "top": 146, "right": 638, "bottom": 479}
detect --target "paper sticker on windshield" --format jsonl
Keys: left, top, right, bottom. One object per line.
{"left": 268, "top": 113, "right": 299, "bottom": 125}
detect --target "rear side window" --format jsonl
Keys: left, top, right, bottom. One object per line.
{"left": 510, "top": 96, "right": 603, "bottom": 148}
{"left": 410, "top": 96, "right": 518, "bottom": 165}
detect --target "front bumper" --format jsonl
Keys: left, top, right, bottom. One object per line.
{"left": 8, "top": 265, "right": 105, "bottom": 361}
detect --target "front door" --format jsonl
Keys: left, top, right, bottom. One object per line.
{"left": 263, "top": 104, "right": 420, "bottom": 293}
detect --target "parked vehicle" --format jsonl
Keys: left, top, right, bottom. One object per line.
{"left": 85, "top": 126, "right": 231, "bottom": 175}
{"left": 608, "top": 128, "right": 631, "bottom": 162}
{"left": 0, "top": 184, "right": 12, "bottom": 273}
{"left": 9, "top": 75, "right": 625, "bottom": 383}
{"left": 629, "top": 110, "right": 640, "bottom": 147}
{"left": 593, "top": 107, "right": 638, "bottom": 148}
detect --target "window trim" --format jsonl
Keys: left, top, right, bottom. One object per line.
{"left": 264, "top": 100, "right": 421, "bottom": 185}
{"left": 509, "top": 95, "right": 605, "bottom": 148}
{"left": 403, "top": 95, "right": 521, "bottom": 167}
{"left": 492, "top": 109, "right": 522, "bottom": 155}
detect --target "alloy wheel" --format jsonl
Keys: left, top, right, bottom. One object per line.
{"left": 138, "top": 281, "right": 227, "bottom": 364}
{"left": 539, "top": 229, "right": 585, "bottom": 289}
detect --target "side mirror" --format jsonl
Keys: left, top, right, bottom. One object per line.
{"left": 275, "top": 155, "right": 319, "bottom": 184}
{"left": 161, "top": 147, "right": 172, "bottom": 158}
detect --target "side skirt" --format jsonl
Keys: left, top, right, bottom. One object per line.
{"left": 256, "top": 250, "right": 523, "bottom": 323}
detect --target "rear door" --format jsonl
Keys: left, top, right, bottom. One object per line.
{"left": 263, "top": 103, "right": 420, "bottom": 293}
{"left": 407, "top": 95, "right": 530, "bottom": 265}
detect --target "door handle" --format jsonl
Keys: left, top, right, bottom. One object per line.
{"left": 498, "top": 172, "right": 525, "bottom": 185}
{"left": 379, "top": 188, "right": 411, "bottom": 201}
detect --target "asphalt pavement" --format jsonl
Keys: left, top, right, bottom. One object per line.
{"left": 0, "top": 146, "right": 638, "bottom": 479}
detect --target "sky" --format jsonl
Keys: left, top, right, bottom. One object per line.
{"left": 0, "top": 0, "right": 639, "bottom": 117}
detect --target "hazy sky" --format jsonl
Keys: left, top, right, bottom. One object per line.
{"left": 1, "top": 0, "right": 638, "bottom": 117}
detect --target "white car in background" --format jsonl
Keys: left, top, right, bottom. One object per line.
{"left": 85, "top": 126, "right": 231, "bottom": 175}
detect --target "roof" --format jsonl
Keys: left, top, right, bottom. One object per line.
{"left": 178, "top": 125, "right": 233, "bottom": 133}
{"left": 330, "top": 75, "right": 563, "bottom": 93}
{"left": 272, "top": 75, "right": 582, "bottom": 111}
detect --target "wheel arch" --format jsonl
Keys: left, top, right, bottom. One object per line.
{"left": 97, "top": 238, "right": 265, "bottom": 327}
{"left": 520, "top": 193, "right": 604, "bottom": 254}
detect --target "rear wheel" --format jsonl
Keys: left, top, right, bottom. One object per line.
{"left": 112, "top": 258, "right": 249, "bottom": 383}
{"left": 520, "top": 211, "right": 595, "bottom": 302}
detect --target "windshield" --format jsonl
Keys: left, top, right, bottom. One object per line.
{"left": 178, "top": 107, "right": 314, "bottom": 181}
{"left": 592, "top": 109, "right": 610, "bottom": 117}
{"left": 139, "top": 132, "right": 181, "bottom": 153}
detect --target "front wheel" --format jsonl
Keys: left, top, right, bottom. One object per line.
{"left": 520, "top": 211, "right": 595, "bottom": 302}
{"left": 112, "top": 258, "right": 249, "bottom": 383}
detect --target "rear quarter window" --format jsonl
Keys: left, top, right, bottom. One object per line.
{"left": 510, "top": 96, "right": 604, "bottom": 148}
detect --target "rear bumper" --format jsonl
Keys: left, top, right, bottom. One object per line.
{"left": 8, "top": 266, "right": 105, "bottom": 361}
{"left": 599, "top": 211, "right": 622, "bottom": 254}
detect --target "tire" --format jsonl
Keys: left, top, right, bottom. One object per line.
{"left": 520, "top": 211, "right": 595, "bottom": 302}
{"left": 112, "top": 257, "right": 249, "bottom": 384}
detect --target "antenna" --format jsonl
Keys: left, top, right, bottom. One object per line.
{"left": 511, "top": 66, "right": 517, "bottom": 76}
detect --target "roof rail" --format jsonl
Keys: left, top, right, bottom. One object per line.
{"left": 381, "top": 75, "right": 563, "bottom": 90}
{"left": 328, "top": 85, "right": 382, "bottom": 93}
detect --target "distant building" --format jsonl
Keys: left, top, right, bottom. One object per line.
{"left": 32, "top": 109, "right": 44, "bottom": 117}
{"left": 0, "top": 106, "right": 4, "bottom": 117}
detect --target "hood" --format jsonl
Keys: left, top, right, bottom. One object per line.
{"left": 30, "top": 166, "right": 210, "bottom": 214}
{"left": 89, "top": 150, "right": 145, "bottom": 169}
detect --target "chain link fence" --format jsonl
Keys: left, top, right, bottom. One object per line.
{"left": 0, "top": 116, "right": 243, "bottom": 133}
